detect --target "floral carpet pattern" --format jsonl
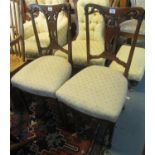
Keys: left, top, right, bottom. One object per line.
{"left": 11, "top": 100, "right": 101, "bottom": 155}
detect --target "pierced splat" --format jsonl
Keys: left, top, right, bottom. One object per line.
{"left": 28, "top": 4, "right": 72, "bottom": 64}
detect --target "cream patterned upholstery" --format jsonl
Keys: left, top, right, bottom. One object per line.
{"left": 130, "top": 0, "right": 145, "bottom": 8}
{"left": 110, "top": 45, "right": 145, "bottom": 81}
{"left": 55, "top": 40, "right": 105, "bottom": 66}
{"left": 56, "top": 65, "right": 128, "bottom": 122}
{"left": 25, "top": 0, "right": 36, "bottom": 5}
{"left": 25, "top": 0, "right": 62, "bottom": 5}
{"left": 55, "top": 0, "right": 109, "bottom": 66}
{"left": 24, "top": 0, "right": 68, "bottom": 59}
{"left": 120, "top": 19, "right": 145, "bottom": 35}
{"left": 25, "top": 32, "right": 49, "bottom": 58}
{"left": 11, "top": 56, "right": 72, "bottom": 98}
{"left": 77, "top": 0, "right": 108, "bottom": 41}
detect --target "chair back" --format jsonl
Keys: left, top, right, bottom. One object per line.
{"left": 10, "top": 0, "right": 25, "bottom": 61}
{"left": 85, "top": 4, "right": 144, "bottom": 78}
{"left": 28, "top": 3, "right": 72, "bottom": 64}
{"left": 76, "top": 0, "right": 109, "bottom": 42}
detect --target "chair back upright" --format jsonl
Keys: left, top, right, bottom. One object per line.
{"left": 10, "top": 0, "right": 25, "bottom": 61}
{"left": 28, "top": 3, "right": 72, "bottom": 64}
{"left": 110, "top": 0, "right": 130, "bottom": 7}
{"left": 85, "top": 4, "right": 144, "bottom": 78}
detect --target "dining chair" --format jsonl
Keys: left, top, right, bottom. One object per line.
{"left": 11, "top": 3, "right": 72, "bottom": 101}
{"left": 56, "top": 4, "right": 145, "bottom": 150}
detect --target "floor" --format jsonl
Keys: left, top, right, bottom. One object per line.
{"left": 10, "top": 55, "right": 145, "bottom": 155}
{"left": 110, "top": 76, "right": 145, "bottom": 155}
{"left": 10, "top": 54, "right": 25, "bottom": 73}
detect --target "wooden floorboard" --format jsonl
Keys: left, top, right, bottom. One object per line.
{"left": 10, "top": 54, "right": 25, "bottom": 73}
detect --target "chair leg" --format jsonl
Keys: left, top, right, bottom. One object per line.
{"left": 103, "top": 122, "right": 115, "bottom": 149}
{"left": 57, "top": 101, "right": 69, "bottom": 130}
{"left": 11, "top": 87, "right": 28, "bottom": 113}
{"left": 19, "top": 90, "right": 31, "bottom": 113}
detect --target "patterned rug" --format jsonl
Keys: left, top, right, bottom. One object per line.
{"left": 10, "top": 98, "right": 105, "bottom": 155}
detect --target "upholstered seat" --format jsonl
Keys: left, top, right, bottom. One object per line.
{"left": 24, "top": 0, "right": 69, "bottom": 59}
{"left": 56, "top": 66, "right": 127, "bottom": 122}
{"left": 11, "top": 56, "right": 72, "bottom": 98}
{"left": 55, "top": 40, "right": 105, "bottom": 66}
{"left": 110, "top": 45, "right": 145, "bottom": 81}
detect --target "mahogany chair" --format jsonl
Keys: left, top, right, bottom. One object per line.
{"left": 10, "top": 0, "right": 26, "bottom": 74}
{"left": 11, "top": 3, "right": 72, "bottom": 103}
{"left": 56, "top": 4, "right": 144, "bottom": 150}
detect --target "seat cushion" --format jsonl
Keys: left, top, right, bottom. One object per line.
{"left": 120, "top": 19, "right": 145, "bottom": 35}
{"left": 56, "top": 66, "right": 128, "bottom": 122}
{"left": 109, "top": 45, "right": 145, "bottom": 81}
{"left": 55, "top": 40, "right": 105, "bottom": 66}
{"left": 11, "top": 56, "right": 72, "bottom": 98}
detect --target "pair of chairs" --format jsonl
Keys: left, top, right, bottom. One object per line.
{"left": 22, "top": 0, "right": 145, "bottom": 82}
{"left": 11, "top": 1, "right": 145, "bottom": 150}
